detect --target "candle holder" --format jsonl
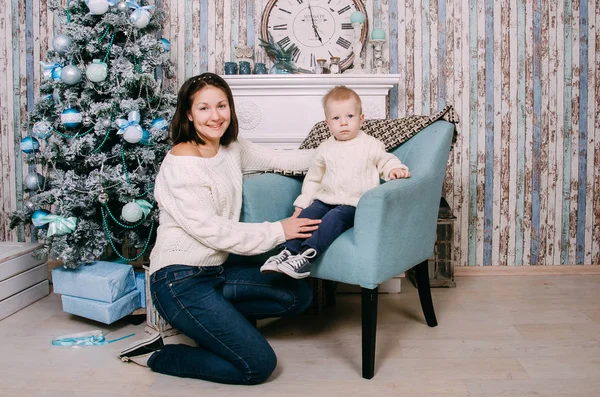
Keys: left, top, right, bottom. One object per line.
{"left": 344, "top": 22, "right": 368, "bottom": 74}
{"left": 371, "top": 39, "right": 387, "bottom": 74}
{"left": 234, "top": 44, "right": 254, "bottom": 70}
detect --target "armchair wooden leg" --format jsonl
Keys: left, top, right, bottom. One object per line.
{"left": 361, "top": 286, "right": 378, "bottom": 379}
{"left": 324, "top": 280, "right": 338, "bottom": 307}
{"left": 415, "top": 259, "right": 438, "bottom": 327}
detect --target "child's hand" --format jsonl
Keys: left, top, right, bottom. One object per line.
{"left": 389, "top": 168, "right": 411, "bottom": 179}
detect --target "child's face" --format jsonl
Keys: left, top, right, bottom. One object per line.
{"left": 187, "top": 85, "right": 231, "bottom": 145}
{"left": 325, "top": 99, "right": 364, "bottom": 141}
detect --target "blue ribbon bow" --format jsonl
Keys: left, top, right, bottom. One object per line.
{"left": 126, "top": 1, "right": 156, "bottom": 12}
{"left": 116, "top": 111, "right": 143, "bottom": 136}
{"left": 40, "top": 62, "right": 62, "bottom": 80}
{"left": 52, "top": 331, "right": 135, "bottom": 347}
{"left": 135, "top": 199, "right": 153, "bottom": 218}
{"left": 37, "top": 214, "right": 78, "bottom": 237}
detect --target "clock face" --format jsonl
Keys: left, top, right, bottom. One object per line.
{"left": 261, "top": 0, "right": 368, "bottom": 73}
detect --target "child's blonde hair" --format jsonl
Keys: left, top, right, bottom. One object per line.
{"left": 322, "top": 86, "right": 363, "bottom": 115}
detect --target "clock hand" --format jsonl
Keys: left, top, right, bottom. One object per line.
{"left": 307, "top": 3, "right": 324, "bottom": 45}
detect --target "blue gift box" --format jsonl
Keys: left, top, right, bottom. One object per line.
{"left": 135, "top": 271, "right": 146, "bottom": 308}
{"left": 52, "top": 261, "right": 135, "bottom": 303}
{"left": 61, "top": 289, "right": 141, "bottom": 324}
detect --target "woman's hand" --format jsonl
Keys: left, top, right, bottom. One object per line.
{"left": 280, "top": 211, "right": 321, "bottom": 240}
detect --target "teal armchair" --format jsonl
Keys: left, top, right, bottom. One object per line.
{"left": 241, "top": 120, "right": 455, "bottom": 379}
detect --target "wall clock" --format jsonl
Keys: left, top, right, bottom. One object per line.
{"left": 261, "top": 0, "right": 368, "bottom": 73}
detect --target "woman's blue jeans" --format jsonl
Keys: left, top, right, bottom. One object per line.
{"left": 147, "top": 259, "right": 312, "bottom": 385}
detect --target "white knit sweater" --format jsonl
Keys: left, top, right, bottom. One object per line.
{"left": 293, "top": 131, "right": 408, "bottom": 209}
{"left": 149, "top": 137, "right": 315, "bottom": 275}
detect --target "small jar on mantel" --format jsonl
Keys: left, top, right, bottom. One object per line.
{"left": 270, "top": 54, "right": 294, "bottom": 74}
{"left": 316, "top": 58, "right": 328, "bottom": 74}
{"left": 329, "top": 57, "right": 341, "bottom": 74}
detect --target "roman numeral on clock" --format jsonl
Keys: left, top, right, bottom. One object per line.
{"left": 338, "top": 5, "right": 351, "bottom": 14}
{"left": 272, "top": 24, "right": 288, "bottom": 31}
{"left": 292, "top": 47, "right": 301, "bottom": 62}
{"left": 277, "top": 36, "right": 291, "bottom": 48}
{"left": 336, "top": 37, "right": 352, "bottom": 49}
{"left": 296, "top": 0, "right": 304, "bottom": 3}
{"left": 342, "top": 23, "right": 353, "bottom": 30}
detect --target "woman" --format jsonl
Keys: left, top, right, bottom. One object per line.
{"left": 118, "top": 73, "right": 321, "bottom": 385}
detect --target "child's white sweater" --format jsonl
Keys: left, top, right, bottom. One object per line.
{"left": 293, "top": 131, "right": 408, "bottom": 209}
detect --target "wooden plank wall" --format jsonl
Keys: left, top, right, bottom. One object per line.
{"left": 0, "top": 0, "right": 598, "bottom": 266}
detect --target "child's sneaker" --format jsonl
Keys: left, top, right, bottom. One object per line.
{"left": 260, "top": 249, "right": 292, "bottom": 273}
{"left": 277, "top": 248, "right": 317, "bottom": 279}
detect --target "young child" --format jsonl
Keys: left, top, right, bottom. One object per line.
{"left": 260, "top": 86, "right": 411, "bottom": 279}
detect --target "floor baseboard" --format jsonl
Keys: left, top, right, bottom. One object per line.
{"left": 455, "top": 264, "right": 600, "bottom": 276}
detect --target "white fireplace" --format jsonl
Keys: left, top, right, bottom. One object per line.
{"left": 223, "top": 74, "right": 401, "bottom": 148}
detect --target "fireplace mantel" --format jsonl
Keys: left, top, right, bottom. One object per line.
{"left": 223, "top": 74, "right": 400, "bottom": 148}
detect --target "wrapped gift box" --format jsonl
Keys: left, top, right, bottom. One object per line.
{"left": 61, "top": 289, "right": 141, "bottom": 325}
{"left": 0, "top": 242, "right": 49, "bottom": 321}
{"left": 52, "top": 261, "right": 135, "bottom": 303}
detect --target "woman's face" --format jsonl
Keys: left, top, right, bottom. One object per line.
{"left": 187, "top": 85, "right": 231, "bottom": 145}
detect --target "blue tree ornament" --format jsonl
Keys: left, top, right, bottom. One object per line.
{"left": 160, "top": 38, "right": 171, "bottom": 52}
{"left": 121, "top": 201, "right": 143, "bottom": 223}
{"left": 31, "top": 209, "right": 51, "bottom": 229}
{"left": 140, "top": 129, "right": 150, "bottom": 144}
{"left": 52, "top": 66, "right": 63, "bottom": 81}
{"left": 61, "top": 108, "right": 82, "bottom": 129}
{"left": 32, "top": 120, "right": 53, "bottom": 139}
{"left": 60, "top": 65, "right": 83, "bottom": 85}
{"left": 52, "top": 34, "right": 73, "bottom": 55}
{"left": 24, "top": 172, "right": 45, "bottom": 191}
{"left": 41, "top": 62, "right": 63, "bottom": 81}
{"left": 86, "top": 0, "right": 110, "bottom": 15}
{"left": 20, "top": 136, "right": 40, "bottom": 154}
{"left": 150, "top": 117, "right": 168, "bottom": 130}
{"left": 116, "top": 111, "right": 144, "bottom": 143}
{"left": 130, "top": 8, "right": 151, "bottom": 28}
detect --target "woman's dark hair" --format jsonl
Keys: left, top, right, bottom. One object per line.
{"left": 169, "top": 72, "right": 239, "bottom": 146}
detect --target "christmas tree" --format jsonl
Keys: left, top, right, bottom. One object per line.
{"left": 10, "top": 0, "right": 177, "bottom": 268}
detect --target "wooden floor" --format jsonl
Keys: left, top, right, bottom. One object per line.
{"left": 0, "top": 275, "right": 599, "bottom": 397}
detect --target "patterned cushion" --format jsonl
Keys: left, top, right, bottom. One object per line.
{"left": 273, "top": 105, "right": 459, "bottom": 176}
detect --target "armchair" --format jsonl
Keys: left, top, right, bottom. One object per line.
{"left": 241, "top": 120, "right": 455, "bottom": 379}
